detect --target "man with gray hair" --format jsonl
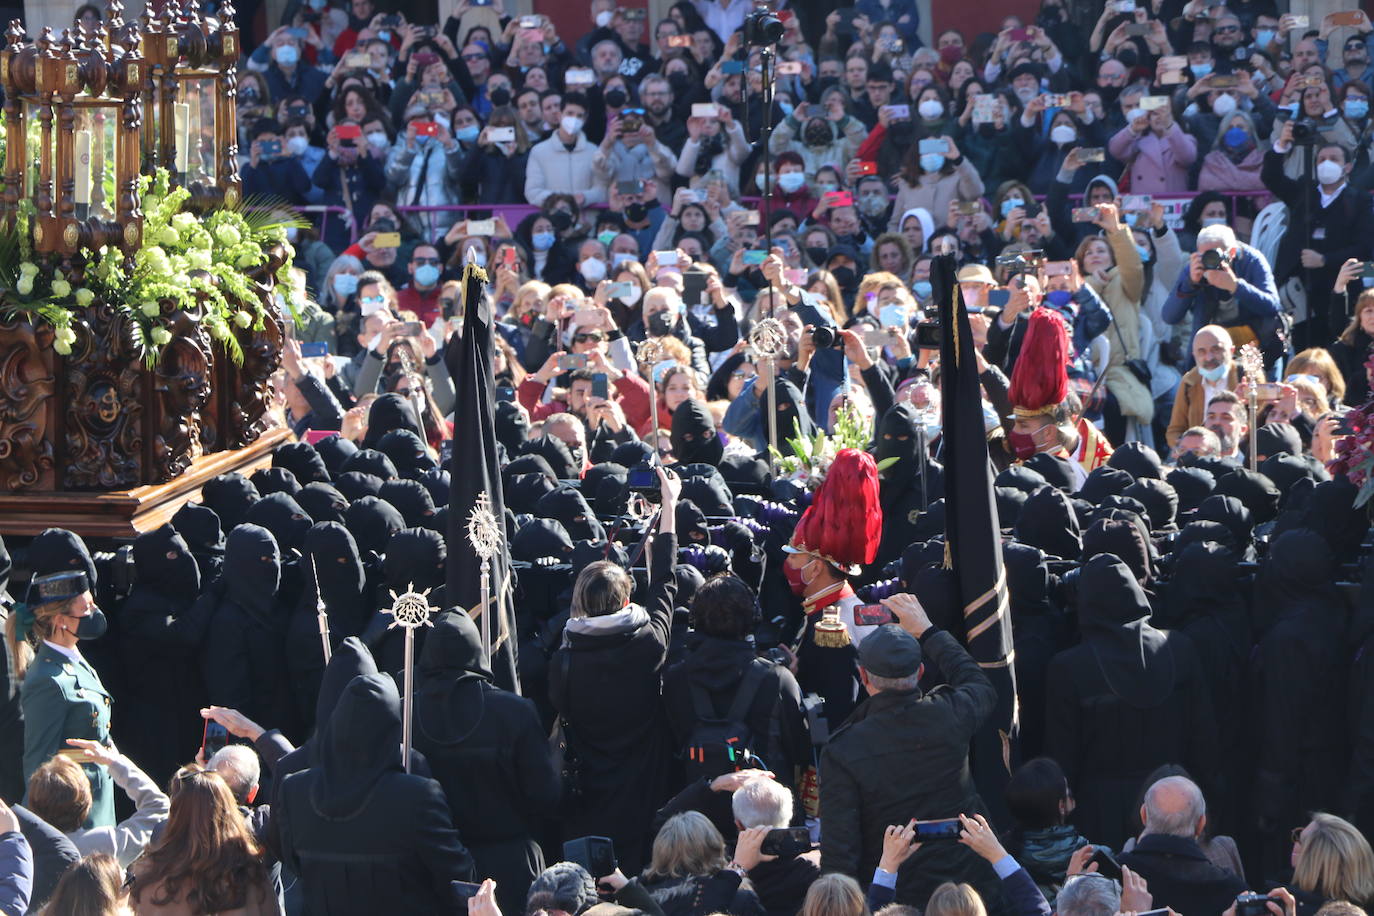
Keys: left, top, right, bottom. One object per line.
{"left": 1119, "top": 776, "right": 1245, "bottom": 916}
{"left": 1055, "top": 873, "right": 1122, "bottom": 916}
{"left": 1162, "top": 220, "right": 1283, "bottom": 372}
{"left": 728, "top": 777, "right": 819, "bottom": 916}
{"left": 208, "top": 745, "right": 261, "bottom": 807}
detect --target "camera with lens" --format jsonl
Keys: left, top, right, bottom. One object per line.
{"left": 619, "top": 114, "right": 643, "bottom": 134}
{"left": 1235, "top": 895, "right": 1275, "bottom": 916}
{"left": 743, "top": 7, "right": 784, "bottom": 45}
{"left": 626, "top": 463, "right": 661, "bottom": 502}
{"left": 996, "top": 249, "right": 1043, "bottom": 278}
{"left": 1291, "top": 119, "right": 1319, "bottom": 145}
{"left": 915, "top": 320, "right": 942, "bottom": 350}
{"left": 810, "top": 325, "right": 846, "bottom": 349}
{"left": 1200, "top": 247, "right": 1230, "bottom": 271}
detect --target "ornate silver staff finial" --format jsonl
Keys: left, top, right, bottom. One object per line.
{"left": 636, "top": 337, "right": 669, "bottom": 448}
{"left": 385, "top": 581, "right": 438, "bottom": 774}
{"left": 309, "top": 552, "right": 330, "bottom": 665}
{"left": 748, "top": 318, "right": 788, "bottom": 468}
{"left": 466, "top": 490, "right": 503, "bottom": 657}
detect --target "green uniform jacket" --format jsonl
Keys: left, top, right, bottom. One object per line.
{"left": 21, "top": 645, "right": 114, "bottom": 828}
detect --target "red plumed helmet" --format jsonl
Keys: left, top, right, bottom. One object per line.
{"left": 787, "top": 448, "right": 882, "bottom": 574}
{"left": 1009, "top": 308, "right": 1070, "bottom": 418}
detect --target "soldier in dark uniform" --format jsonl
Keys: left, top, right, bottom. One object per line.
{"left": 14, "top": 571, "right": 115, "bottom": 828}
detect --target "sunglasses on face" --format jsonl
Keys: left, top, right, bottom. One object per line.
{"left": 574, "top": 333, "right": 604, "bottom": 343}
{"left": 463, "top": 53, "right": 488, "bottom": 61}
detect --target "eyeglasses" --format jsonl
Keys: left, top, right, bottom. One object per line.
{"left": 413, "top": 257, "right": 441, "bottom": 266}
{"left": 360, "top": 295, "right": 386, "bottom": 305}
{"left": 463, "top": 53, "right": 488, "bottom": 61}
{"left": 573, "top": 332, "right": 604, "bottom": 343}
{"left": 1215, "top": 24, "right": 1240, "bottom": 32}
{"left": 732, "top": 369, "right": 757, "bottom": 379}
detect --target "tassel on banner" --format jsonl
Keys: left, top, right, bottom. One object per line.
{"left": 813, "top": 609, "right": 852, "bottom": 648}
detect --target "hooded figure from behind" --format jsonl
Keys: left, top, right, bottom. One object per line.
{"left": 277, "top": 672, "right": 477, "bottom": 916}
{"left": 1248, "top": 528, "right": 1348, "bottom": 877}
{"left": 1044, "top": 554, "right": 1219, "bottom": 851}
{"left": 872, "top": 403, "right": 946, "bottom": 569}
{"left": 203, "top": 524, "right": 300, "bottom": 740}
{"left": 413, "top": 611, "right": 561, "bottom": 916}
{"left": 171, "top": 501, "right": 226, "bottom": 584}
{"left": 117, "top": 524, "right": 213, "bottom": 790}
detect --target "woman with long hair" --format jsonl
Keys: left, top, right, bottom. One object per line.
{"left": 641, "top": 812, "right": 763, "bottom": 916}
{"left": 129, "top": 768, "right": 276, "bottom": 914}
{"left": 42, "top": 852, "right": 128, "bottom": 916}
{"left": 1329, "top": 285, "right": 1374, "bottom": 407}
{"left": 1290, "top": 813, "right": 1374, "bottom": 916}
{"left": 799, "top": 874, "right": 870, "bottom": 916}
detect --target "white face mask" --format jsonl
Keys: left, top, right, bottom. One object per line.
{"left": 579, "top": 257, "right": 607, "bottom": 282}
{"left": 917, "top": 98, "right": 945, "bottom": 120}
{"left": 286, "top": 135, "right": 309, "bottom": 155}
{"left": 1316, "top": 159, "right": 1345, "bottom": 186}
{"left": 595, "top": 9, "right": 613, "bottom": 27}
{"left": 561, "top": 114, "right": 584, "bottom": 135}
{"left": 1211, "top": 92, "right": 1237, "bottom": 116}
{"left": 1050, "top": 124, "right": 1077, "bottom": 146}
{"left": 367, "top": 131, "right": 389, "bottom": 148}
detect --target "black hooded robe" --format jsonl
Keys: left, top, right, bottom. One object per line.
{"left": 413, "top": 611, "right": 561, "bottom": 916}
{"left": 1044, "top": 555, "right": 1220, "bottom": 851}
{"left": 277, "top": 672, "right": 476, "bottom": 915}
{"left": 873, "top": 404, "right": 946, "bottom": 572}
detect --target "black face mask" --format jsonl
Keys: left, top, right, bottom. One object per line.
{"left": 1116, "top": 46, "right": 1139, "bottom": 68}
{"left": 805, "top": 245, "right": 828, "bottom": 264}
{"left": 647, "top": 310, "right": 676, "bottom": 336}
{"left": 605, "top": 87, "right": 628, "bottom": 108}
{"left": 625, "top": 202, "right": 648, "bottom": 222}
{"left": 803, "top": 119, "right": 832, "bottom": 147}
{"left": 550, "top": 209, "right": 574, "bottom": 231}
{"left": 832, "top": 266, "right": 857, "bottom": 290}
{"left": 490, "top": 86, "right": 511, "bottom": 107}
{"left": 668, "top": 72, "right": 690, "bottom": 93}
{"left": 74, "top": 607, "right": 108, "bottom": 641}
{"left": 816, "top": 75, "right": 839, "bottom": 94}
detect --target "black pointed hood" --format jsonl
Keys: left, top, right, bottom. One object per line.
{"left": 418, "top": 468, "right": 451, "bottom": 508}
{"left": 1194, "top": 495, "right": 1254, "bottom": 551}
{"left": 520, "top": 435, "right": 580, "bottom": 480}
{"left": 1161, "top": 541, "right": 1247, "bottom": 649}
{"left": 312, "top": 636, "right": 378, "bottom": 746}
{"left": 201, "top": 473, "right": 260, "bottom": 530}
{"left": 1014, "top": 487, "right": 1082, "bottom": 560}
{"left": 1077, "top": 554, "right": 1174, "bottom": 707}
{"left": 296, "top": 482, "right": 350, "bottom": 525}
{"left": 379, "top": 479, "right": 439, "bottom": 529}
{"left": 27, "top": 527, "right": 98, "bottom": 586}
{"left": 132, "top": 524, "right": 201, "bottom": 598}
{"left": 1077, "top": 465, "right": 1134, "bottom": 504}
{"left": 336, "top": 471, "right": 384, "bottom": 502}
{"left": 503, "top": 454, "right": 557, "bottom": 485}
{"left": 534, "top": 486, "right": 605, "bottom": 542}
{"left": 224, "top": 524, "right": 282, "bottom": 622}
{"left": 377, "top": 429, "right": 437, "bottom": 479}
{"left": 505, "top": 472, "right": 558, "bottom": 514}
{"left": 511, "top": 518, "right": 575, "bottom": 561}
{"left": 874, "top": 403, "right": 929, "bottom": 502}
{"left": 362, "top": 393, "right": 425, "bottom": 450}
{"left": 1214, "top": 468, "right": 1281, "bottom": 525}
{"left": 1166, "top": 466, "right": 1215, "bottom": 516}
{"left": 1122, "top": 479, "right": 1178, "bottom": 532}
{"left": 1107, "top": 442, "right": 1164, "bottom": 480}
{"left": 345, "top": 496, "right": 406, "bottom": 557}
{"left": 383, "top": 527, "right": 447, "bottom": 595}
{"left": 245, "top": 492, "right": 314, "bottom": 553}
{"left": 1081, "top": 517, "right": 1152, "bottom": 586}
{"left": 671, "top": 398, "right": 724, "bottom": 466}
{"left": 495, "top": 399, "right": 531, "bottom": 454}
{"left": 1024, "top": 453, "right": 1077, "bottom": 492}
{"left": 997, "top": 465, "right": 1047, "bottom": 494}
{"left": 172, "top": 502, "right": 225, "bottom": 554}
{"left": 342, "top": 448, "right": 400, "bottom": 482}
{"left": 312, "top": 672, "right": 404, "bottom": 818}
{"left": 1253, "top": 528, "right": 1343, "bottom": 639}
{"left": 314, "top": 434, "right": 360, "bottom": 479}
{"left": 303, "top": 522, "right": 368, "bottom": 634}
{"left": 273, "top": 441, "right": 332, "bottom": 485}
{"left": 416, "top": 610, "right": 493, "bottom": 746}
{"left": 251, "top": 466, "right": 302, "bottom": 497}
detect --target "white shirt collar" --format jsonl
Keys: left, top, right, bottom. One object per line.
{"left": 42, "top": 639, "right": 81, "bottom": 663}
{"left": 1320, "top": 181, "right": 1348, "bottom": 208}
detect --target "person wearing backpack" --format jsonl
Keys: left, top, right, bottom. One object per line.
{"left": 662, "top": 575, "right": 811, "bottom": 800}
{"left": 548, "top": 466, "right": 681, "bottom": 876}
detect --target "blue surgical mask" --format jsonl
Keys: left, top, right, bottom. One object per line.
{"left": 274, "top": 44, "right": 300, "bottom": 67}
{"left": 1045, "top": 289, "right": 1074, "bottom": 308}
{"left": 1281, "top": 102, "right": 1300, "bottom": 117}
{"left": 919, "top": 153, "right": 945, "bottom": 173}
{"left": 1254, "top": 29, "right": 1275, "bottom": 46}
{"left": 1223, "top": 125, "right": 1249, "bottom": 148}
{"left": 415, "top": 264, "right": 441, "bottom": 287}
{"left": 332, "top": 273, "right": 359, "bottom": 296}
{"left": 778, "top": 172, "right": 806, "bottom": 193}
{"left": 416, "top": 133, "right": 432, "bottom": 147}
{"left": 1346, "top": 98, "right": 1370, "bottom": 120}
{"left": 815, "top": 181, "right": 838, "bottom": 195}
{"left": 1135, "top": 243, "right": 1152, "bottom": 263}
{"left": 532, "top": 231, "right": 556, "bottom": 251}
{"left": 1191, "top": 61, "right": 1212, "bottom": 78}
{"left": 1124, "top": 212, "right": 1139, "bottom": 227}
{"left": 1198, "top": 362, "right": 1228, "bottom": 382}
{"left": 913, "top": 280, "right": 933, "bottom": 300}
{"left": 1000, "top": 196, "right": 1024, "bottom": 217}
{"left": 455, "top": 125, "right": 481, "bottom": 143}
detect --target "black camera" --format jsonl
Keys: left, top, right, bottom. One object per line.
{"left": 915, "top": 320, "right": 942, "bottom": 350}
{"left": 627, "top": 463, "right": 660, "bottom": 502}
{"left": 1235, "top": 895, "right": 1274, "bottom": 916}
{"left": 1200, "top": 247, "right": 1230, "bottom": 271}
{"left": 996, "top": 249, "right": 1043, "bottom": 277}
{"left": 810, "top": 325, "right": 845, "bottom": 349}
{"left": 1291, "top": 119, "right": 1319, "bottom": 145}
{"left": 743, "top": 8, "right": 784, "bottom": 45}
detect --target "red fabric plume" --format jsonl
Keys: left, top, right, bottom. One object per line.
{"left": 1008, "top": 308, "right": 1070, "bottom": 413}
{"left": 791, "top": 448, "right": 882, "bottom": 570}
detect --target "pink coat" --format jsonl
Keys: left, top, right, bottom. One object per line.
{"left": 1108, "top": 123, "right": 1197, "bottom": 194}
{"left": 1197, "top": 147, "right": 1266, "bottom": 192}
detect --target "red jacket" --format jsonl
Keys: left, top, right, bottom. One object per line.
{"left": 517, "top": 371, "right": 652, "bottom": 430}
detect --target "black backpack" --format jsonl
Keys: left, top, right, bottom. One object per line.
{"left": 682, "top": 659, "right": 771, "bottom": 781}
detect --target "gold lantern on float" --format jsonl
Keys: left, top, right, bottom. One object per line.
{"left": 0, "top": 18, "right": 145, "bottom": 261}
{"left": 141, "top": 0, "right": 241, "bottom": 210}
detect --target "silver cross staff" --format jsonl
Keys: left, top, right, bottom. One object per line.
{"left": 384, "top": 583, "right": 438, "bottom": 774}
{"left": 749, "top": 317, "right": 787, "bottom": 471}
{"left": 466, "top": 491, "right": 503, "bottom": 658}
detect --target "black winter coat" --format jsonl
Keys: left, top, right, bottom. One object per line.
{"left": 819, "top": 628, "right": 1000, "bottom": 910}
{"left": 549, "top": 531, "right": 678, "bottom": 873}
{"left": 1119, "top": 834, "right": 1246, "bottom": 916}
